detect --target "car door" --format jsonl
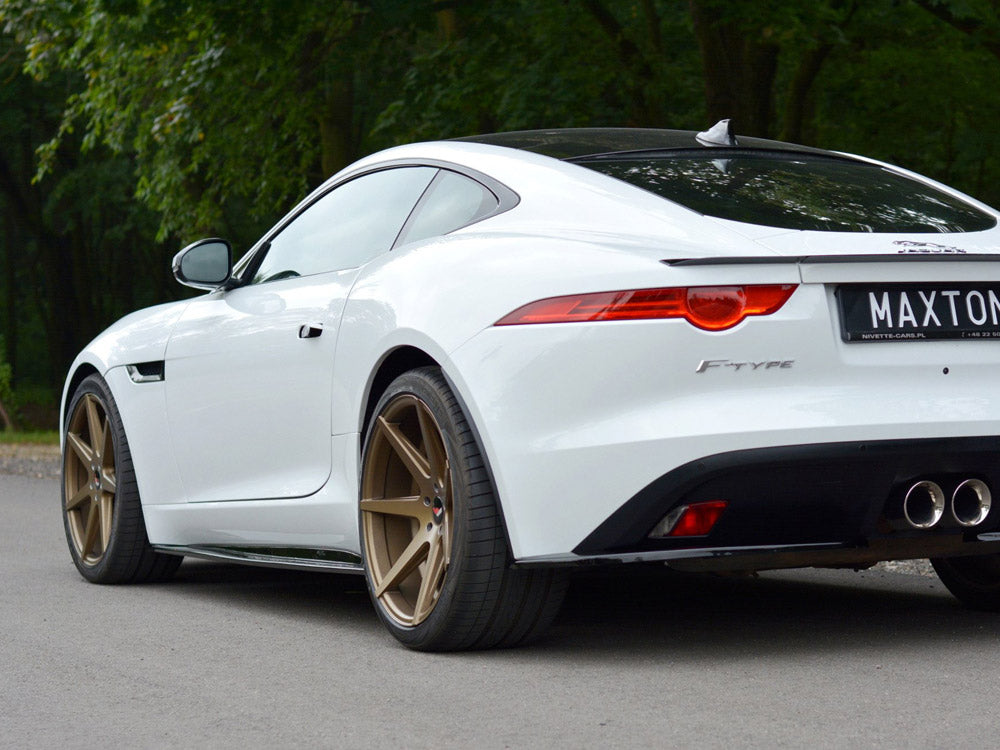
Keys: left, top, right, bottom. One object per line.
{"left": 163, "top": 166, "right": 438, "bottom": 503}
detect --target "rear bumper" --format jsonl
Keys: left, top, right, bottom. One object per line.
{"left": 447, "top": 247, "right": 1000, "bottom": 559}
{"left": 517, "top": 436, "right": 1000, "bottom": 568}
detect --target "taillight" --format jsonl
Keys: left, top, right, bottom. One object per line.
{"left": 495, "top": 285, "right": 796, "bottom": 331}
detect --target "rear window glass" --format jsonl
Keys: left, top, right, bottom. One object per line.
{"left": 577, "top": 152, "right": 996, "bottom": 233}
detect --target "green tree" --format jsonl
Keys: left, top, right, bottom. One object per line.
{"left": 2, "top": 0, "right": 1000, "bottom": 415}
{"left": 2, "top": 0, "right": 439, "bottom": 242}
{"left": 811, "top": 0, "right": 1000, "bottom": 206}
{"left": 0, "top": 31, "right": 168, "bottom": 391}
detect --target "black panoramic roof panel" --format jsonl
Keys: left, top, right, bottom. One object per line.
{"left": 453, "top": 127, "right": 833, "bottom": 160}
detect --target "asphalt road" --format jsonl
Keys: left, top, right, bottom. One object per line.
{"left": 4, "top": 473, "right": 1000, "bottom": 749}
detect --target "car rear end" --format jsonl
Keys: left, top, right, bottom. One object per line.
{"left": 447, "top": 141, "right": 1000, "bottom": 575}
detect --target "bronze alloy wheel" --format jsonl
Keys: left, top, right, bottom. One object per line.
{"left": 360, "top": 368, "right": 568, "bottom": 651}
{"left": 61, "top": 374, "right": 183, "bottom": 584}
{"left": 361, "top": 393, "right": 453, "bottom": 627}
{"left": 64, "top": 392, "right": 117, "bottom": 566}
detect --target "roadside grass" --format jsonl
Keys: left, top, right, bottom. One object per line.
{"left": 0, "top": 430, "right": 60, "bottom": 445}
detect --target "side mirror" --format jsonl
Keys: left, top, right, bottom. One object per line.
{"left": 172, "top": 238, "right": 232, "bottom": 290}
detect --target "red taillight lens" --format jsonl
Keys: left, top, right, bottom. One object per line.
{"left": 667, "top": 500, "right": 728, "bottom": 537}
{"left": 495, "top": 285, "right": 796, "bottom": 330}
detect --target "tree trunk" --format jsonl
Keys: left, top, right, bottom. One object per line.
{"left": 35, "top": 232, "right": 82, "bottom": 386}
{"left": 780, "top": 45, "right": 831, "bottom": 144}
{"left": 436, "top": 6, "right": 460, "bottom": 40}
{"left": 2, "top": 202, "right": 17, "bottom": 379}
{"left": 689, "top": 0, "right": 780, "bottom": 137}
{"left": 0, "top": 397, "right": 13, "bottom": 431}
{"left": 581, "top": 0, "right": 661, "bottom": 124}
{"left": 319, "top": 77, "right": 355, "bottom": 178}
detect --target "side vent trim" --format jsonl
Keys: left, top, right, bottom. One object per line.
{"left": 126, "top": 361, "right": 165, "bottom": 383}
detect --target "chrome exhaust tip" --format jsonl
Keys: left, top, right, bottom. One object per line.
{"left": 951, "top": 479, "right": 992, "bottom": 527}
{"left": 903, "top": 481, "right": 945, "bottom": 529}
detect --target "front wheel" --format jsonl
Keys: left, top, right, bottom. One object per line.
{"left": 360, "top": 367, "right": 566, "bottom": 651}
{"left": 62, "top": 374, "right": 182, "bottom": 583}
{"left": 931, "top": 554, "right": 1000, "bottom": 611}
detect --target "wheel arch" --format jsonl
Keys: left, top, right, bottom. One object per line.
{"left": 360, "top": 346, "right": 518, "bottom": 563}
{"left": 60, "top": 361, "right": 102, "bottom": 437}
{"left": 361, "top": 346, "right": 440, "bottom": 436}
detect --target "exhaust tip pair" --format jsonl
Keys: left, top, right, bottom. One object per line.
{"left": 903, "top": 479, "right": 991, "bottom": 529}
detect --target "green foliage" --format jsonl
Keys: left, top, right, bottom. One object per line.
{"left": 811, "top": 0, "right": 1000, "bottom": 207}
{"left": 3, "top": 0, "right": 434, "bottom": 241}
{"left": 371, "top": 2, "right": 703, "bottom": 145}
{"left": 1, "top": 0, "right": 1000, "bottom": 401}
{"left": 0, "top": 30, "right": 172, "bottom": 388}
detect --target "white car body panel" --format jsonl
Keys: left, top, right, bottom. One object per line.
{"left": 449, "top": 302, "right": 1000, "bottom": 559}
{"left": 103, "top": 366, "right": 186, "bottom": 507}
{"left": 60, "top": 133, "right": 1000, "bottom": 567}
{"left": 142, "top": 433, "right": 360, "bottom": 550}
{"left": 162, "top": 268, "right": 357, "bottom": 502}
{"left": 59, "top": 300, "right": 188, "bottom": 454}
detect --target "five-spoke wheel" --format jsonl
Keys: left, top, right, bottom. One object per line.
{"left": 64, "top": 391, "right": 118, "bottom": 566}
{"left": 361, "top": 393, "right": 453, "bottom": 626}
{"left": 62, "top": 374, "right": 182, "bottom": 583}
{"left": 360, "top": 367, "right": 566, "bottom": 651}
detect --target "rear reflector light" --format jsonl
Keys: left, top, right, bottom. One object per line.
{"left": 495, "top": 285, "right": 796, "bottom": 331}
{"left": 649, "top": 500, "right": 728, "bottom": 538}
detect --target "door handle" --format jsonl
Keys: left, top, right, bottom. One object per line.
{"left": 298, "top": 324, "right": 323, "bottom": 339}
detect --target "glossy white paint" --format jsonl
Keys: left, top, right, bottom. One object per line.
{"left": 449, "top": 288, "right": 1000, "bottom": 558}
{"left": 163, "top": 268, "right": 357, "bottom": 502}
{"left": 61, "top": 135, "right": 1000, "bottom": 562}
{"left": 59, "top": 302, "right": 188, "bottom": 435}
{"left": 142, "top": 433, "right": 360, "bottom": 548}
{"left": 104, "top": 366, "right": 186, "bottom": 506}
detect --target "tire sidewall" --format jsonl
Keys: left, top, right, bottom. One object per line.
{"left": 932, "top": 554, "right": 1000, "bottom": 610}
{"left": 359, "top": 369, "right": 489, "bottom": 649}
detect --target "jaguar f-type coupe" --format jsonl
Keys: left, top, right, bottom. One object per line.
{"left": 61, "top": 122, "right": 1000, "bottom": 650}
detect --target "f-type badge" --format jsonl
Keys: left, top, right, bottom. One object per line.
{"left": 696, "top": 359, "right": 794, "bottom": 373}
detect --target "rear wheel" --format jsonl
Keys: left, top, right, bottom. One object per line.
{"left": 62, "top": 374, "right": 182, "bottom": 583}
{"left": 931, "top": 554, "right": 1000, "bottom": 611}
{"left": 360, "top": 367, "right": 566, "bottom": 651}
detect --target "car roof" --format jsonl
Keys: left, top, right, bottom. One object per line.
{"left": 452, "top": 127, "right": 834, "bottom": 160}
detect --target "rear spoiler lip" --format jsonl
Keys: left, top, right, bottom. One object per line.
{"left": 663, "top": 253, "right": 1000, "bottom": 266}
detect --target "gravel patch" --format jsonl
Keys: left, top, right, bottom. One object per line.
{"left": 0, "top": 444, "right": 61, "bottom": 479}
{"left": 876, "top": 558, "right": 935, "bottom": 577}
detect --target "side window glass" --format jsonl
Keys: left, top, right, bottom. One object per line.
{"left": 252, "top": 166, "right": 436, "bottom": 283}
{"left": 396, "top": 170, "right": 498, "bottom": 247}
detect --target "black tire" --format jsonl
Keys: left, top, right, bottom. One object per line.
{"left": 931, "top": 554, "right": 1000, "bottom": 611}
{"left": 359, "top": 367, "right": 566, "bottom": 651}
{"left": 62, "top": 374, "right": 182, "bottom": 584}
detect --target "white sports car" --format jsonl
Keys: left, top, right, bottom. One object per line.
{"left": 62, "top": 122, "right": 1000, "bottom": 650}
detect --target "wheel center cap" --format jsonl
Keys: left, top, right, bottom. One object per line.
{"left": 431, "top": 497, "right": 445, "bottom": 523}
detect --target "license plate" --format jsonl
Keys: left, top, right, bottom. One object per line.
{"left": 837, "top": 283, "right": 1000, "bottom": 342}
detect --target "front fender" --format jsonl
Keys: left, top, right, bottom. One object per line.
{"left": 59, "top": 300, "right": 190, "bottom": 444}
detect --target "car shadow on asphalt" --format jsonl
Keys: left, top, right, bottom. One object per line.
{"left": 541, "top": 564, "right": 993, "bottom": 660}
{"left": 162, "top": 558, "right": 377, "bottom": 628}
{"left": 154, "top": 558, "right": 1000, "bottom": 658}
